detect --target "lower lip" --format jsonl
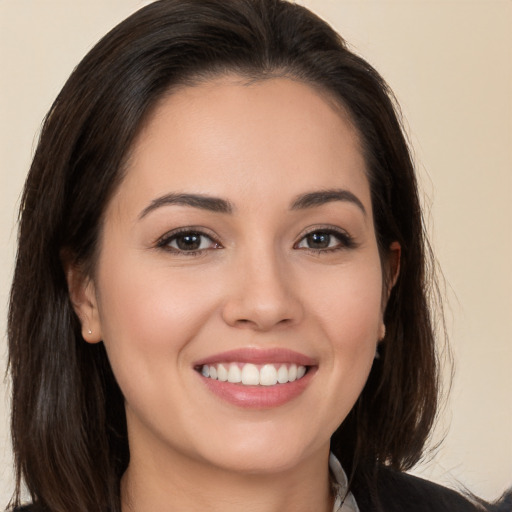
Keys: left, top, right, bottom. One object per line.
{"left": 198, "top": 369, "right": 315, "bottom": 409}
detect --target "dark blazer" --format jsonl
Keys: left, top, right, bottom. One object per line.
{"left": 12, "top": 469, "right": 511, "bottom": 512}
{"left": 352, "top": 465, "right": 488, "bottom": 511}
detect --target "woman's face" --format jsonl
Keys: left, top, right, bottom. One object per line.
{"left": 77, "top": 76, "right": 394, "bottom": 475}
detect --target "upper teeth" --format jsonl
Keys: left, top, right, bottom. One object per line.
{"left": 200, "top": 363, "right": 307, "bottom": 386}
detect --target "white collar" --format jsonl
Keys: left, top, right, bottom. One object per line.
{"left": 329, "top": 453, "right": 360, "bottom": 512}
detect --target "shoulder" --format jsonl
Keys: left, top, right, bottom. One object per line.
{"left": 353, "top": 465, "right": 486, "bottom": 512}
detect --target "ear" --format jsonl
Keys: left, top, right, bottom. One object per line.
{"left": 386, "top": 241, "right": 401, "bottom": 294}
{"left": 379, "top": 241, "right": 401, "bottom": 340}
{"left": 62, "top": 252, "right": 102, "bottom": 344}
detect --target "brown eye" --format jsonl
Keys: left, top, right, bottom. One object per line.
{"left": 159, "top": 231, "right": 219, "bottom": 253}
{"left": 295, "top": 229, "right": 355, "bottom": 252}
{"left": 175, "top": 233, "right": 203, "bottom": 251}
{"left": 304, "top": 232, "right": 332, "bottom": 249}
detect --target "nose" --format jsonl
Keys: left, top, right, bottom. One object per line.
{"left": 221, "top": 249, "right": 303, "bottom": 331}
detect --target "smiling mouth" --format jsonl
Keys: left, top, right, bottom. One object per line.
{"left": 196, "top": 362, "right": 309, "bottom": 386}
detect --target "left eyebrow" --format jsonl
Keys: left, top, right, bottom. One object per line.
{"left": 290, "top": 189, "right": 367, "bottom": 216}
{"left": 138, "top": 193, "right": 234, "bottom": 220}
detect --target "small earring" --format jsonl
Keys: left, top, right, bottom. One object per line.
{"left": 87, "top": 329, "right": 92, "bottom": 335}
{"left": 374, "top": 345, "right": 381, "bottom": 360}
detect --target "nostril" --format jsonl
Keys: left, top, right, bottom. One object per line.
{"left": 221, "top": 289, "right": 304, "bottom": 331}
{"left": 233, "top": 317, "right": 294, "bottom": 330}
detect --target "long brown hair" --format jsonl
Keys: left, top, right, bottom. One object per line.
{"left": 8, "top": 1, "right": 439, "bottom": 510}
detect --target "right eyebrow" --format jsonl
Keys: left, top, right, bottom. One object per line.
{"left": 138, "top": 193, "right": 234, "bottom": 220}
{"left": 290, "top": 188, "right": 366, "bottom": 216}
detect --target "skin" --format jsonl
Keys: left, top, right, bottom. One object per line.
{"left": 69, "top": 76, "right": 399, "bottom": 512}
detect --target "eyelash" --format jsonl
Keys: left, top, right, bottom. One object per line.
{"left": 156, "top": 227, "right": 356, "bottom": 256}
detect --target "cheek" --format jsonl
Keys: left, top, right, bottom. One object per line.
{"left": 301, "top": 255, "right": 383, "bottom": 391}
{"left": 93, "top": 257, "right": 228, "bottom": 444}
{"left": 307, "top": 258, "right": 384, "bottom": 341}
{"left": 94, "top": 252, "right": 220, "bottom": 384}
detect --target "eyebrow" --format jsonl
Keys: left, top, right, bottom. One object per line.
{"left": 138, "top": 193, "right": 233, "bottom": 219}
{"left": 139, "top": 188, "right": 366, "bottom": 219}
{"left": 291, "top": 189, "right": 366, "bottom": 215}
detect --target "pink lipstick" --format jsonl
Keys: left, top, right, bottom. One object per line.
{"left": 194, "top": 348, "right": 317, "bottom": 409}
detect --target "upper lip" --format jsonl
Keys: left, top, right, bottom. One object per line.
{"left": 194, "top": 348, "right": 317, "bottom": 367}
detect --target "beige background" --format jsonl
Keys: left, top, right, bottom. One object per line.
{"left": 1, "top": 0, "right": 511, "bottom": 506}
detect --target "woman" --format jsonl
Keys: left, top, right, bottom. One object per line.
{"left": 6, "top": 0, "right": 507, "bottom": 511}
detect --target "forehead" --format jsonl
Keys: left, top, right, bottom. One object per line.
{"left": 112, "top": 76, "right": 371, "bottom": 216}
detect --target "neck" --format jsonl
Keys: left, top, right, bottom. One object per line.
{"left": 121, "top": 444, "right": 334, "bottom": 512}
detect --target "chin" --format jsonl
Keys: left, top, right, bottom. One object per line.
{"left": 191, "top": 427, "right": 329, "bottom": 475}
